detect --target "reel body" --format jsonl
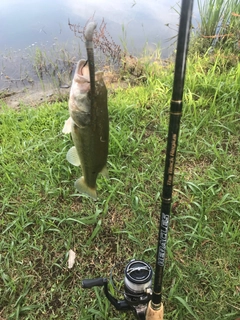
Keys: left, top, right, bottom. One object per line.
{"left": 82, "top": 259, "right": 153, "bottom": 319}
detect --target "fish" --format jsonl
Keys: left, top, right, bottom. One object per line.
{"left": 63, "top": 22, "right": 109, "bottom": 200}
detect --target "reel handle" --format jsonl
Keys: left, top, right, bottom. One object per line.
{"left": 82, "top": 276, "right": 131, "bottom": 311}
{"left": 82, "top": 277, "right": 107, "bottom": 288}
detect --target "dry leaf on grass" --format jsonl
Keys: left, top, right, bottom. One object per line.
{"left": 68, "top": 249, "right": 76, "bottom": 269}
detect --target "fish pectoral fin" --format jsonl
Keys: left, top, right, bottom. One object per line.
{"left": 62, "top": 117, "right": 72, "bottom": 134}
{"left": 66, "top": 146, "right": 81, "bottom": 166}
{"left": 100, "top": 165, "right": 109, "bottom": 179}
{"left": 75, "top": 177, "right": 97, "bottom": 200}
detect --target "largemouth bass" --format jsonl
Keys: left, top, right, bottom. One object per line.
{"left": 63, "top": 22, "right": 109, "bottom": 200}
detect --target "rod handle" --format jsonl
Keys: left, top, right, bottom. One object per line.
{"left": 146, "top": 302, "right": 164, "bottom": 320}
{"left": 82, "top": 277, "right": 107, "bottom": 288}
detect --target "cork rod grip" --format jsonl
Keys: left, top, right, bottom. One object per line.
{"left": 146, "top": 302, "right": 164, "bottom": 320}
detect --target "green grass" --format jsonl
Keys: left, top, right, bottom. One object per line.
{"left": 0, "top": 50, "right": 239, "bottom": 320}
{"left": 195, "top": 0, "right": 240, "bottom": 53}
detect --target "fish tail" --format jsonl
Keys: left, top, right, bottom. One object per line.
{"left": 75, "top": 177, "right": 97, "bottom": 200}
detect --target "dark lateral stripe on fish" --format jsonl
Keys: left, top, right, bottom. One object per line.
{"left": 84, "top": 21, "right": 97, "bottom": 100}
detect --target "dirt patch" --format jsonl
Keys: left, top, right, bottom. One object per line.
{"left": 0, "top": 85, "right": 70, "bottom": 109}
{"left": 0, "top": 72, "right": 126, "bottom": 109}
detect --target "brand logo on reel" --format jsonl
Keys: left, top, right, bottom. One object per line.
{"left": 158, "top": 213, "right": 170, "bottom": 266}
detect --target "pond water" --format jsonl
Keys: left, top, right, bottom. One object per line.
{"left": 0, "top": 0, "right": 200, "bottom": 91}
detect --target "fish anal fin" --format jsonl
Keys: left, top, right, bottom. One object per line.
{"left": 100, "top": 165, "right": 109, "bottom": 179}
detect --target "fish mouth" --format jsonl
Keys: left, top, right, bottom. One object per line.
{"left": 75, "top": 60, "right": 90, "bottom": 83}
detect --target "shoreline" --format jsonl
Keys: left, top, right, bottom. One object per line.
{"left": 0, "top": 55, "right": 158, "bottom": 109}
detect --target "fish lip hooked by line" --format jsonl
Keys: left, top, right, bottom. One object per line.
{"left": 72, "top": 60, "right": 90, "bottom": 91}
{"left": 79, "top": 60, "right": 90, "bottom": 79}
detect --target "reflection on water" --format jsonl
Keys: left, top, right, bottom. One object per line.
{"left": 0, "top": 0, "right": 199, "bottom": 91}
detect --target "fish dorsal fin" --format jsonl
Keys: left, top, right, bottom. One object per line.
{"left": 95, "top": 71, "right": 103, "bottom": 81}
{"left": 66, "top": 146, "right": 81, "bottom": 166}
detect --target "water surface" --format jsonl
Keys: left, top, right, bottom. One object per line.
{"left": 0, "top": 0, "right": 199, "bottom": 91}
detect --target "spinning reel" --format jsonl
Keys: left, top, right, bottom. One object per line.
{"left": 82, "top": 259, "right": 153, "bottom": 319}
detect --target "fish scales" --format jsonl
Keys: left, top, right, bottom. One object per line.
{"left": 70, "top": 67, "right": 108, "bottom": 197}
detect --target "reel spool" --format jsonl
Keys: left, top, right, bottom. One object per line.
{"left": 124, "top": 260, "right": 153, "bottom": 306}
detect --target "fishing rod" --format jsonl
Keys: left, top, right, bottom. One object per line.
{"left": 146, "top": 0, "right": 193, "bottom": 318}
{"left": 82, "top": 0, "right": 193, "bottom": 319}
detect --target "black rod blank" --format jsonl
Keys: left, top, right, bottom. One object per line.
{"left": 151, "top": 0, "right": 194, "bottom": 308}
